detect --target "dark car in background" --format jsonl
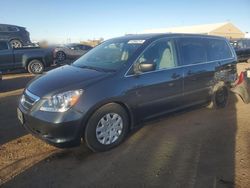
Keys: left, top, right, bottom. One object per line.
{"left": 55, "top": 43, "right": 93, "bottom": 62}
{"left": 0, "top": 40, "right": 54, "bottom": 74}
{"left": 230, "top": 38, "right": 250, "bottom": 63}
{"left": 0, "top": 24, "right": 31, "bottom": 48}
{"left": 18, "top": 34, "right": 237, "bottom": 152}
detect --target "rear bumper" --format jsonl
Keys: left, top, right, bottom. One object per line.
{"left": 231, "top": 71, "right": 250, "bottom": 104}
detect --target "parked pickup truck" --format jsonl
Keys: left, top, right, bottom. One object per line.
{"left": 0, "top": 40, "right": 54, "bottom": 74}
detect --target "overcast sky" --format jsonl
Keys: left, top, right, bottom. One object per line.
{"left": 1, "top": 0, "right": 250, "bottom": 43}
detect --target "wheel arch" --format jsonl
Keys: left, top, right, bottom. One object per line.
{"left": 113, "top": 101, "right": 134, "bottom": 129}
{"left": 8, "top": 38, "right": 23, "bottom": 46}
{"left": 24, "top": 57, "right": 45, "bottom": 69}
{"left": 81, "top": 101, "right": 135, "bottom": 136}
{"left": 207, "top": 81, "right": 229, "bottom": 109}
{"left": 8, "top": 37, "right": 23, "bottom": 43}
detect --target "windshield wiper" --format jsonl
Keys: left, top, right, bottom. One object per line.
{"left": 77, "top": 65, "right": 116, "bottom": 73}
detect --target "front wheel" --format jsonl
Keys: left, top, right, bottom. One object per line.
{"left": 27, "top": 59, "right": 44, "bottom": 74}
{"left": 84, "top": 103, "right": 129, "bottom": 152}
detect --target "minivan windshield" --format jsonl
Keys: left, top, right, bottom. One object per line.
{"left": 72, "top": 39, "right": 143, "bottom": 71}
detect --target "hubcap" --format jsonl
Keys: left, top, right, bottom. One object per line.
{"left": 96, "top": 113, "right": 123, "bottom": 145}
{"left": 31, "top": 62, "right": 43, "bottom": 73}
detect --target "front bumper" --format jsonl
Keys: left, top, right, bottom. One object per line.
{"left": 18, "top": 103, "right": 84, "bottom": 148}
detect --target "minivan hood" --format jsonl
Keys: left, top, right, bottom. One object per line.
{"left": 27, "top": 65, "right": 109, "bottom": 97}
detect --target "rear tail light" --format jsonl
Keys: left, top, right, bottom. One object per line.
{"left": 236, "top": 72, "right": 245, "bottom": 85}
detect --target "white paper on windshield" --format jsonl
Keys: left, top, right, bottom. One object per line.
{"left": 128, "top": 40, "right": 145, "bottom": 44}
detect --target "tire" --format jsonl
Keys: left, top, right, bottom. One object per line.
{"left": 84, "top": 103, "right": 129, "bottom": 152}
{"left": 56, "top": 51, "right": 66, "bottom": 61}
{"left": 207, "top": 82, "right": 229, "bottom": 109}
{"left": 10, "top": 39, "right": 23, "bottom": 48}
{"left": 27, "top": 59, "right": 44, "bottom": 74}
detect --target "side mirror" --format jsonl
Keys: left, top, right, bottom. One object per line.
{"left": 138, "top": 62, "right": 156, "bottom": 73}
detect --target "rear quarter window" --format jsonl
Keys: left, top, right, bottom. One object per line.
{"left": 206, "top": 39, "right": 233, "bottom": 61}
{"left": 178, "top": 37, "right": 233, "bottom": 65}
{"left": 7, "top": 26, "right": 19, "bottom": 32}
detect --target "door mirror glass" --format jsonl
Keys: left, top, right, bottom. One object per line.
{"left": 138, "top": 61, "right": 156, "bottom": 72}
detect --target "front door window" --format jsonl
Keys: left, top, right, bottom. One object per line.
{"left": 137, "top": 39, "right": 177, "bottom": 72}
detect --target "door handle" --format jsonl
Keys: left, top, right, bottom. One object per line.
{"left": 171, "top": 73, "right": 181, "bottom": 79}
{"left": 168, "top": 82, "right": 174, "bottom": 87}
{"left": 189, "top": 77, "right": 197, "bottom": 81}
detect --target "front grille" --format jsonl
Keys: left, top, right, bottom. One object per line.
{"left": 21, "top": 90, "right": 40, "bottom": 111}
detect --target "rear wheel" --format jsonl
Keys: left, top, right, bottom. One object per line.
{"left": 84, "top": 103, "right": 129, "bottom": 152}
{"left": 27, "top": 59, "right": 44, "bottom": 74}
{"left": 56, "top": 51, "right": 66, "bottom": 61}
{"left": 207, "top": 82, "right": 229, "bottom": 109}
{"left": 10, "top": 39, "right": 22, "bottom": 48}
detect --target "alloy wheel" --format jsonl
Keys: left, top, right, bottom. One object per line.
{"left": 30, "top": 62, "right": 43, "bottom": 73}
{"left": 56, "top": 51, "right": 66, "bottom": 61}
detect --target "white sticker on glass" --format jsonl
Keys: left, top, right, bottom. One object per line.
{"left": 128, "top": 40, "right": 145, "bottom": 44}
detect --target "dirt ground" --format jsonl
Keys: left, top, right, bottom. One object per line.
{"left": 0, "top": 63, "right": 250, "bottom": 188}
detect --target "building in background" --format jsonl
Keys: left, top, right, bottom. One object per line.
{"left": 143, "top": 22, "right": 245, "bottom": 39}
{"left": 80, "top": 38, "right": 104, "bottom": 47}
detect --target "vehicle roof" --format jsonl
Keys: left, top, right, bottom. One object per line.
{"left": 0, "top": 23, "right": 25, "bottom": 29}
{"left": 112, "top": 33, "right": 226, "bottom": 41}
{"left": 66, "top": 43, "right": 92, "bottom": 47}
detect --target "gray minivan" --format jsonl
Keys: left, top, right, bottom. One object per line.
{"left": 17, "top": 34, "right": 237, "bottom": 152}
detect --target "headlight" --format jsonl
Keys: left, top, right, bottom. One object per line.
{"left": 40, "top": 89, "right": 83, "bottom": 112}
